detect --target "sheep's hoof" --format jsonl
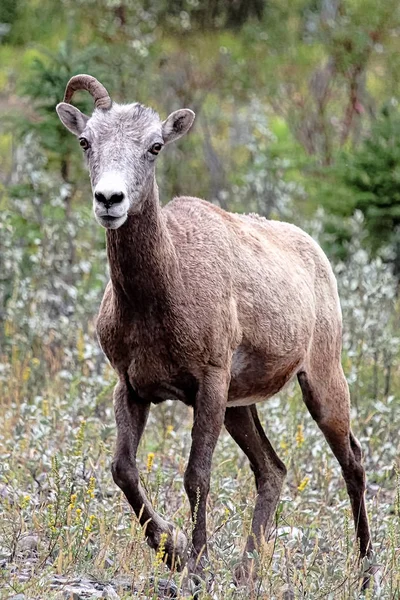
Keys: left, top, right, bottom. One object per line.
{"left": 164, "top": 529, "right": 188, "bottom": 571}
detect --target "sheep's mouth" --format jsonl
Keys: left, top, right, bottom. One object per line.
{"left": 96, "top": 213, "right": 127, "bottom": 230}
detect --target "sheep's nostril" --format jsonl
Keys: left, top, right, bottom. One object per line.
{"left": 95, "top": 191, "right": 125, "bottom": 208}
{"left": 109, "top": 192, "right": 125, "bottom": 205}
{"left": 95, "top": 191, "right": 107, "bottom": 204}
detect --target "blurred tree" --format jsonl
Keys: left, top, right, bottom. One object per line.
{"left": 0, "top": 0, "right": 65, "bottom": 45}
{"left": 158, "top": 0, "right": 265, "bottom": 31}
{"left": 319, "top": 106, "right": 400, "bottom": 274}
{"left": 2, "top": 0, "right": 400, "bottom": 269}
{"left": 0, "top": 0, "right": 19, "bottom": 40}
{"left": 17, "top": 40, "right": 102, "bottom": 196}
{"left": 257, "top": 0, "right": 400, "bottom": 165}
{"left": 342, "top": 106, "right": 400, "bottom": 271}
{"left": 71, "top": 0, "right": 158, "bottom": 100}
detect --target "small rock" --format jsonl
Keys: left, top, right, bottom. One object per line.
{"left": 0, "top": 484, "right": 10, "bottom": 499}
{"left": 9, "top": 595, "right": 25, "bottom": 600}
{"left": 157, "top": 579, "right": 178, "bottom": 598}
{"left": 53, "top": 583, "right": 104, "bottom": 599}
{"left": 16, "top": 535, "right": 39, "bottom": 557}
{"left": 102, "top": 586, "right": 120, "bottom": 599}
{"left": 62, "top": 588, "right": 102, "bottom": 599}
{"left": 111, "top": 575, "right": 134, "bottom": 592}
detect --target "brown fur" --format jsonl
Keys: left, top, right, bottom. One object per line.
{"left": 96, "top": 181, "right": 371, "bottom": 584}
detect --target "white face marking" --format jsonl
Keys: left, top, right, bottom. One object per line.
{"left": 93, "top": 171, "right": 130, "bottom": 229}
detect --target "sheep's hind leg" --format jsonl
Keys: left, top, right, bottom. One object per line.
{"left": 111, "top": 379, "right": 187, "bottom": 571}
{"left": 298, "top": 367, "right": 372, "bottom": 589}
{"left": 224, "top": 404, "right": 287, "bottom": 586}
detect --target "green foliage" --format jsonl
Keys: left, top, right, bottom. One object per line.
{"left": 1, "top": 0, "right": 66, "bottom": 46}
{"left": 343, "top": 107, "right": 400, "bottom": 251}
{"left": 15, "top": 40, "right": 103, "bottom": 181}
{"left": 316, "top": 107, "right": 400, "bottom": 270}
{"left": 0, "top": 0, "right": 20, "bottom": 32}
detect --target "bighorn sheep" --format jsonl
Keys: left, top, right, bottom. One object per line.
{"left": 56, "top": 74, "right": 371, "bottom": 587}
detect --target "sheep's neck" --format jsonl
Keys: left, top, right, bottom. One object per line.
{"left": 106, "top": 179, "right": 178, "bottom": 311}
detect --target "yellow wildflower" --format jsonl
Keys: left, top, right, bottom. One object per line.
{"left": 296, "top": 424, "right": 305, "bottom": 448}
{"left": 77, "top": 329, "right": 85, "bottom": 362}
{"left": 154, "top": 532, "right": 168, "bottom": 567}
{"left": 298, "top": 476, "right": 310, "bottom": 492}
{"left": 87, "top": 476, "right": 96, "bottom": 499}
{"left": 166, "top": 425, "right": 174, "bottom": 435}
{"left": 85, "top": 514, "right": 96, "bottom": 533}
{"left": 22, "top": 366, "right": 31, "bottom": 382}
{"left": 221, "top": 506, "right": 230, "bottom": 527}
{"left": 74, "top": 420, "right": 86, "bottom": 456}
{"left": 42, "top": 399, "right": 49, "bottom": 418}
{"left": 69, "top": 493, "right": 77, "bottom": 509}
{"left": 75, "top": 508, "right": 82, "bottom": 523}
{"left": 20, "top": 495, "right": 31, "bottom": 509}
{"left": 147, "top": 452, "right": 155, "bottom": 473}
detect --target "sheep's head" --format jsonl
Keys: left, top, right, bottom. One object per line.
{"left": 56, "top": 74, "right": 195, "bottom": 229}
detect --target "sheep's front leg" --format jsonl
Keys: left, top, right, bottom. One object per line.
{"left": 111, "top": 379, "right": 187, "bottom": 569}
{"left": 184, "top": 366, "right": 229, "bottom": 577}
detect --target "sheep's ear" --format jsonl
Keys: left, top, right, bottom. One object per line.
{"left": 162, "top": 109, "right": 195, "bottom": 144}
{"left": 56, "top": 102, "right": 89, "bottom": 136}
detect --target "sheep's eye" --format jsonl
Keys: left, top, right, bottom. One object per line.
{"left": 149, "top": 142, "right": 163, "bottom": 155}
{"left": 79, "top": 138, "right": 90, "bottom": 150}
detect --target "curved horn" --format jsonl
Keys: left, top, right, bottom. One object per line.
{"left": 63, "top": 74, "right": 112, "bottom": 110}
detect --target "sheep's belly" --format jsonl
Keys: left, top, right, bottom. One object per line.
{"left": 227, "top": 346, "right": 304, "bottom": 407}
